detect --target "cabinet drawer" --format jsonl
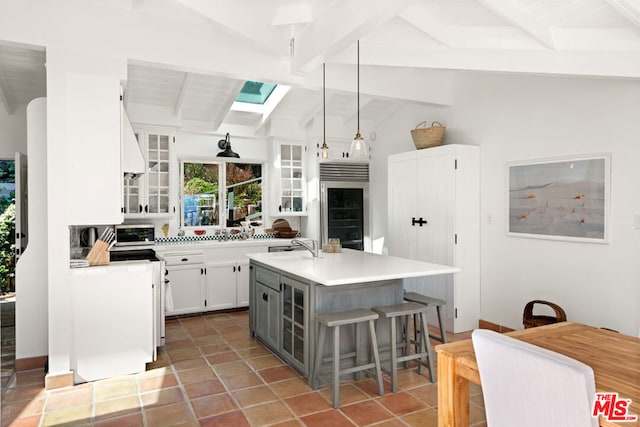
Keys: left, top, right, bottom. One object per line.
{"left": 256, "top": 267, "right": 280, "bottom": 291}
{"left": 164, "top": 252, "right": 205, "bottom": 266}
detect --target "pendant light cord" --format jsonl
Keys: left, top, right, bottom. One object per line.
{"left": 357, "top": 40, "right": 360, "bottom": 134}
{"left": 323, "top": 63, "right": 326, "bottom": 141}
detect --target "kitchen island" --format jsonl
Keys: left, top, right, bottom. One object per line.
{"left": 247, "top": 249, "right": 459, "bottom": 380}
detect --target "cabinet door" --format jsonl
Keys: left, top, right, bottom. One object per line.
{"left": 255, "top": 282, "right": 280, "bottom": 351}
{"left": 320, "top": 141, "right": 351, "bottom": 161}
{"left": 166, "top": 264, "right": 204, "bottom": 316}
{"left": 124, "top": 129, "right": 173, "bottom": 218}
{"left": 145, "top": 132, "right": 172, "bottom": 215}
{"left": 415, "top": 149, "right": 455, "bottom": 265}
{"left": 276, "top": 142, "right": 306, "bottom": 215}
{"left": 123, "top": 129, "right": 145, "bottom": 216}
{"left": 205, "top": 263, "right": 236, "bottom": 311}
{"left": 281, "top": 276, "right": 308, "bottom": 374}
{"left": 236, "top": 260, "right": 250, "bottom": 307}
{"left": 387, "top": 152, "right": 418, "bottom": 259}
{"left": 67, "top": 74, "right": 122, "bottom": 225}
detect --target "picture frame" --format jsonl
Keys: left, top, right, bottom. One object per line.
{"left": 507, "top": 153, "right": 610, "bottom": 243}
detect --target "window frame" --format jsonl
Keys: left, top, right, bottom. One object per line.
{"left": 179, "top": 158, "right": 265, "bottom": 230}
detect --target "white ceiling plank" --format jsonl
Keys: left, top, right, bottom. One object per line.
{"left": 398, "top": 5, "right": 452, "bottom": 47}
{"left": 478, "top": 0, "right": 555, "bottom": 49}
{"left": 341, "top": 96, "right": 374, "bottom": 125}
{"left": 605, "top": 0, "right": 640, "bottom": 28}
{"left": 0, "top": 75, "right": 16, "bottom": 115}
{"left": 174, "top": 0, "right": 284, "bottom": 58}
{"left": 173, "top": 72, "right": 191, "bottom": 117}
{"left": 292, "top": 0, "right": 414, "bottom": 73}
{"left": 210, "top": 80, "right": 245, "bottom": 132}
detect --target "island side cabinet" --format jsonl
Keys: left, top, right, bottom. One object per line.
{"left": 250, "top": 263, "right": 310, "bottom": 376}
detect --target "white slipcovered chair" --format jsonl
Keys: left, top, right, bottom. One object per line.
{"left": 472, "top": 329, "right": 598, "bottom": 427}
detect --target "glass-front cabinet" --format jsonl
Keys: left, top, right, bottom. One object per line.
{"left": 123, "top": 128, "right": 174, "bottom": 217}
{"left": 273, "top": 141, "right": 307, "bottom": 216}
{"left": 281, "top": 276, "right": 308, "bottom": 373}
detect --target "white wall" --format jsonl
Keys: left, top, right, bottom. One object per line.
{"left": 372, "top": 73, "right": 640, "bottom": 335}
{"left": 452, "top": 73, "right": 640, "bottom": 335}
{"left": 0, "top": 106, "right": 27, "bottom": 158}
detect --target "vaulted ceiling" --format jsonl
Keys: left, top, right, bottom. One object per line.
{"left": 1, "top": 0, "right": 640, "bottom": 135}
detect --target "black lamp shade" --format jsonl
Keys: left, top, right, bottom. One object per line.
{"left": 216, "top": 133, "right": 240, "bottom": 158}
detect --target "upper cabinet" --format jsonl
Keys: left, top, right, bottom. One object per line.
{"left": 272, "top": 140, "right": 307, "bottom": 216}
{"left": 67, "top": 74, "right": 123, "bottom": 225}
{"left": 123, "top": 128, "right": 175, "bottom": 218}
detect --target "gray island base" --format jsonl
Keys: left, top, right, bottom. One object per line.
{"left": 247, "top": 249, "right": 459, "bottom": 383}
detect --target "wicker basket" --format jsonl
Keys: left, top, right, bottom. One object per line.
{"left": 411, "top": 121, "right": 445, "bottom": 149}
{"left": 523, "top": 300, "right": 567, "bottom": 329}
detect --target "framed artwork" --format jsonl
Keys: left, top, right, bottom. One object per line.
{"left": 507, "top": 154, "right": 610, "bottom": 243}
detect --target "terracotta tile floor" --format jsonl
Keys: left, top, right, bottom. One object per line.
{"left": 1, "top": 310, "right": 487, "bottom": 426}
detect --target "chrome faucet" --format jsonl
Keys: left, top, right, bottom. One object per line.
{"left": 291, "top": 238, "right": 319, "bottom": 257}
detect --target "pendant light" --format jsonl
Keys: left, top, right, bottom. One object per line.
{"left": 216, "top": 132, "right": 240, "bottom": 158}
{"left": 349, "top": 40, "right": 368, "bottom": 159}
{"left": 320, "top": 63, "right": 329, "bottom": 159}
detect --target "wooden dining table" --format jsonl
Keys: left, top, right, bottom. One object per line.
{"left": 435, "top": 322, "right": 640, "bottom": 427}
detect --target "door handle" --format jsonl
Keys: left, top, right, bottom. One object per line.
{"left": 262, "top": 293, "right": 268, "bottom": 302}
{"left": 412, "top": 217, "right": 428, "bottom": 227}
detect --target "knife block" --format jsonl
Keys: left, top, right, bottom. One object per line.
{"left": 85, "top": 240, "right": 110, "bottom": 266}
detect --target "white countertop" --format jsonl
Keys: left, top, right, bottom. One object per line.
{"left": 153, "top": 238, "right": 302, "bottom": 251}
{"left": 247, "top": 249, "right": 460, "bottom": 286}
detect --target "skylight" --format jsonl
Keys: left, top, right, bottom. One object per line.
{"left": 235, "top": 81, "right": 277, "bottom": 105}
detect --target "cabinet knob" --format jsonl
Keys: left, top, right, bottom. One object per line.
{"left": 238, "top": 266, "right": 241, "bottom": 272}
{"left": 139, "top": 204, "right": 143, "bottom": 213}
{"left": 262, "top": 293, "right": 268, "bottom": 302}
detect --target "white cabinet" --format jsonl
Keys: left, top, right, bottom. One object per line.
{"left": 67, "top": 74, "right": 123, "bottom": 225}
{"left": 387, "top": 144, "right": 480, "bottom": 333}
{"left": 236, "top": 260, "right": 250, "bottom": 307}
{"left": 318, "top": 140, "right": 358, "bottom": 162}
{"left": 165, "top": 252, "right": 205, "bottom": 316}
{"left": 70, "top": 263, "right": 153, "bottom": 382}
{"left": 205, "top": 259, "right": 250, "bottom": 310}
{"left": 205, "top": 262, "right": 237, "bottom": 311}
{"left": 272, "top": 140, "right": 307, "bottom": 216}
{"left": 123, "top": 128, "right": 174, "bottom": 218}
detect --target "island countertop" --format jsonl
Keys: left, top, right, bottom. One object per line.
{"left": 247, "top": 249, "right": 460, "bottom": 286}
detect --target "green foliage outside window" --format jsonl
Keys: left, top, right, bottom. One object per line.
{"left": 0, "top": 204, "right": 15, "bottom": 293}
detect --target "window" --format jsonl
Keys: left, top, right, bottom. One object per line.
{"left": 181, "top": 160, "right": 262, "bottom": 228}
{"left": 235, "top": 81, "right": 277, "bottom": 105}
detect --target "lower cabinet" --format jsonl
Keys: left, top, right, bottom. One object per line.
{"left": 255, "top": 281, "right": 280, "bottom": 351}
{"left": 236, "top": 260, "right": 250, "bottom": 307}
{"left": 251, "top": 264, "right": 310, "bottom": 376}
{"left": 165, "top": 263, "right": 205, "bottom": 316}
{"left": 205, "top": 262, "right": 236, "bottom": 311}
{"left": 281, "top": 276, "right": 308, "bottom": 374}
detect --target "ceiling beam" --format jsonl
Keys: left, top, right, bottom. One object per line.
{"left": 210, "top": 80, "right": 245, "bottom": 132}
{"left": 478, "top": 0, "right": 555, "bottom": 49}
{"left": 398, "top": 5, "right": 452, "bottom": 46}
{"left": 292, "top": 0, "right": 413, "bottom": 73}
{"left": 605, "top": 0, "right": 640, "bottom": 28}
{"left": 0, "top": 75, "right": 15, "bottom": 115}
{"left": 344, "top": 45, "right": 640, "bottom": 79}
{"left": 173, "top": 72, "right": 191, "bottom": 117}
{"left": 174, "top": 0, "right": 284, "bottom": 58}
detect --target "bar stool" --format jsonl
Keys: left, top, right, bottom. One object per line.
{"left": 372, "top": 302, "right": 435, "bottom": 392}
{"left": 403, "top": 291, "right": 448, "bottom": 346}
{"left": 311, "top": 308, "right": 384, "bottom": 408}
